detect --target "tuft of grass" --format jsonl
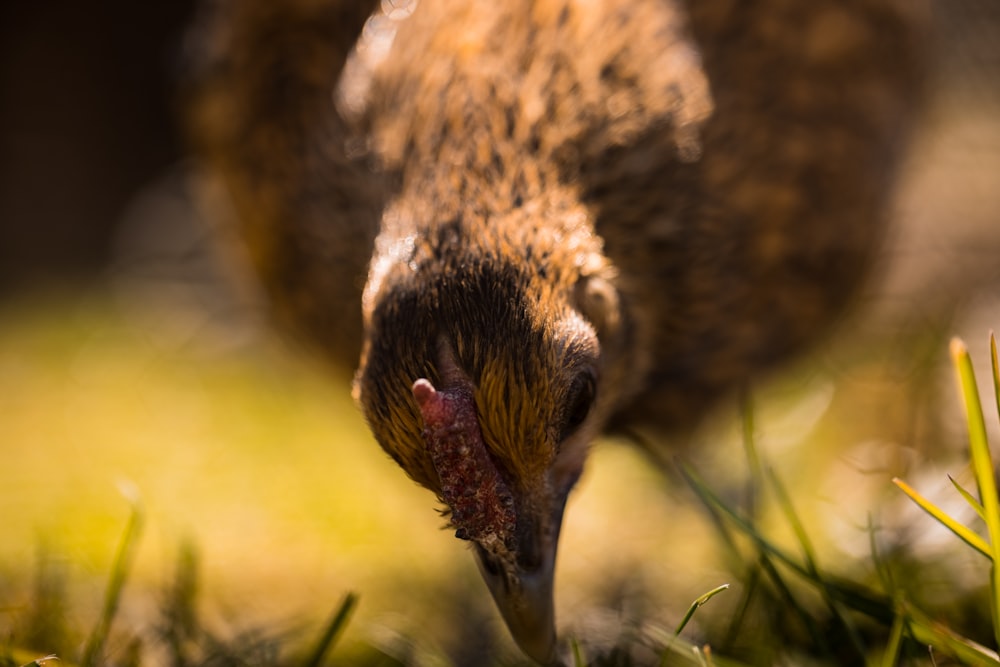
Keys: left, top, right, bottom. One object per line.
{"left": 2, "top": 510, "right": 362, "bottom": 667}
{"left": 955, "top": 334, "right": 1000, "bottom": 648}
{"left": 681, "top": 334, "right": 1000, "bottom": 665}
{"left": 680, "top": 461, "right": 894, "bottom": 657}
{"left": 892, "top": 334, "right": 1000, "bottom": 656}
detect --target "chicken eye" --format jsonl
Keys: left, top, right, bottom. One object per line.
{"left": 561, "top": 370, "right": 596, "bottom": 441}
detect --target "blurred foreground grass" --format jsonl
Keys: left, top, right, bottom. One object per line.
{"left": 0, "top": 290, "right": 722, "bottom": 664}
{"left": 1, "top": 289, "right": 999, "bottom": 665}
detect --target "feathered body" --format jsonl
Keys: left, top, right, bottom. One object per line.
{"left": 185, "top": 0, "right": 925, "bottom": 662}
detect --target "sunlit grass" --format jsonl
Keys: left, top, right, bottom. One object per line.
{"left": 890, "top": 334, "right": 1000, "bottom": 660}
{"left": 0, "top": 291, "right": 470, "bottom": 658}
{"left": 2, "top": 290, "right": 999, "bottom": 665}
{"left": 0, "top": 291, "right": 717, "bottom": 663}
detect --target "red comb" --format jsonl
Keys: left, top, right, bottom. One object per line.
{"left": 413, "top": 378, "right": 516, "bottom": 547}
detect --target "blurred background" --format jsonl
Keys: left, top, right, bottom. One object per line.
{"left": 1, "top": 1, "right": 999, "bottom": 665}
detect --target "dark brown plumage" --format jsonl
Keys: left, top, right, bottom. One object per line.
{"left": 184, "top": 1, "right": 926, "bottom": 663}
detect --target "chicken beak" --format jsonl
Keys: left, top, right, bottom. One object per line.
{"left": 472, "top": 496, "right": 568, "bottom": 666}
{"left": 477, "top": 549, "right": 558, "bottom": 664}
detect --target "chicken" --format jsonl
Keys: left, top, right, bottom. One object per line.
{"left": 183, "top": 0, "right": 926, "bottom": 663}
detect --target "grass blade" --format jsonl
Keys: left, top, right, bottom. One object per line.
{"left": 570, "top": 636, "right": 585, "bottom": 667}
{"left": 951, "top": 337, "right": 1000, "bottom": 647}
{"left": 904, "top": 600, "right": 1000, "bottom": 665}
{"left": 81, "top": 487, "right": 144, "bottom": 667}
{"left": 881, "top": 611, "right": 904, "bottom": 667}
{"left": 765, "top": 466, "right": 819, "bottom": 572}
{"left": 675, "top": 584, "right": 730, "bottom": 636}
{"left": 949, "top": 474, "right": 986, "bottom": 519}
{"left": 20, "top": 656, "right": 59, "bottom": 667}
{"left": 892, "top": 477, "right": 991, "bottom": 559}
{"left": 302, "top": 592, "right": 358, "bottom": 667}
{"left": 992, "top": 332, "right": 1000, "bottom": 428}
{"left": 740, "top": 389, "right": 763, "bottom": 521}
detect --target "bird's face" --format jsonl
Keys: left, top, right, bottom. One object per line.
{"left": 354, "top": 239, "right": 615, "bottom": 664}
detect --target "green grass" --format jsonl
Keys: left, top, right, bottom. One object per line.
{"left": 2, "top": 292, "right": 1000, "bottom": 665}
